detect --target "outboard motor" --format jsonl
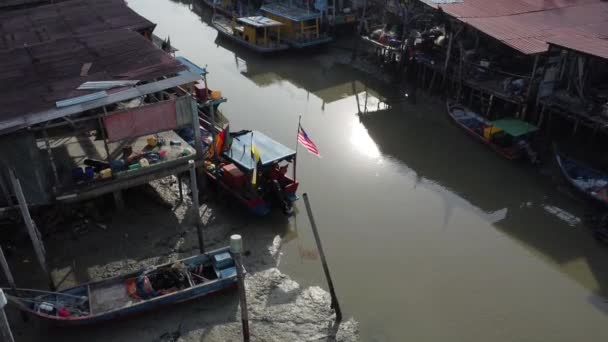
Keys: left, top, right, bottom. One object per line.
{"left": 518, "top": 140, "right": 538, "bottom": 164}
{"left": 271, "top": 179, "right": 293, "bottom": 216}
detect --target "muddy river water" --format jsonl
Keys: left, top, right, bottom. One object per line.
{"left": 127, "top": 1, "right": 608, "bottom": 340}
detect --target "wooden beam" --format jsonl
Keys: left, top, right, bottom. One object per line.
{"left": 42, "top": 128, "right": 60, "bottom": 191}
{"left": 9, "top": 169, "right": 54, "bottom": 290}
{"left": 0, "top": 174, "right": 13, "bottom": 207}
{"left": 189, "top": 160, "right": 204, "bottom": 253}
{"left": 192, "top": 98, "right": 204, "bottom": 161}
{"left": 0, "top": 247, "right": 16, "bottom": 290}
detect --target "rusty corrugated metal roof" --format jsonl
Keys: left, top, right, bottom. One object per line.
{"left": 0, "top": 29, "right": 185, "bottom": 125}
{"left": 0, "top": 0, "right": 155, "bottom": 50}
{"left": 548, "top": 28, "right": 608, "bottom": 59}
{"left": 422, "top": 0, "right": 608, "bottom": 55}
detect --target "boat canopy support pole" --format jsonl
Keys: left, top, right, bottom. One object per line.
{"left": 9, "top": 169, "right": 54, "bottom": 290}
{"left": 230, "top": 235, "right": 249, "bottom": 341}
{"left": 303, "top": 193, "right": 342, "bottom": 323}
{"left": 189, "top": 160, "right": 204, "bottom": 253}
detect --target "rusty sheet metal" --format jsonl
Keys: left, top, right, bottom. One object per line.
{"left": 0, "top": 0, "right": 154, "bottom": 50}
{"left": 0, "top": 29, "right": 186, "bottom": 127}
{"left": 103, "top": 99, "right": 177, "bottom": 142}
{"left": 175, "top": 96, "right": 196, "bottom": 128}
{"left": 548, "top": 29, "right": 608, "bottom": 59}
{"left": 422, "top": 0, "right": 608, "bottom": 55}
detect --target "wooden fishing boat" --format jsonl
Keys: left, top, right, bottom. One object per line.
{"left": 212, "top": 15, "right": 289, "bottom": 53}
{"left": 446, "top": 101, "right": 538, "bottom": 161}
{"left": 260, "top": 3, "right": 332, "bottom": 48}
{"left": 555, "top": 149, "right": 608, "bottom": 208}
{"left": 4, "top": 247, "right": 239, "bottom": 325}
{"left": 204, "top": 130, "right": 299, "bottom": 216}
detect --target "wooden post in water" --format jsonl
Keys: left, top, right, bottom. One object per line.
{"left": 302, "top": 193, "right": 342, "bottom": 322}
{"left": 9, "top": 169, "right": 54, "bottom": 290}
{"left": 0, "top": 247, "right": 15, "bottom": 291}
{"left": 0, "top": 290, "right": 14, "bottom": 342}
{"left": 177, "top": 174, "right": 184, "bottom": 203}
{"left": 230, "top": 234, "right": 250, "bottom": 342}
{"left": 189, "top": 160, "right": 204, "bottom": 254}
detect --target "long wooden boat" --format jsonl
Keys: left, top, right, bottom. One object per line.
{"left": 446, "top": 101, "right": 538, "bottom": 161}
{"left": 212, "top": 15, "right": 289, "bottom": 53}
{"left": 555, "top": 149, "right": 608, "bottom": 208}
{"left": 4, "top": 247, "right": 239, "bottom": 325}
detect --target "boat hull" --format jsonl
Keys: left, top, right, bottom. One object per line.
{"left": 212, "top": 18, "right": 289, "bottom": 53}
{"left": 555, "top": 149, "right": 608, "bottom": 209}
{"left": 288, "top": 36, "right": 333, "bottom": 49}
{"left": 446, "top": 101, "right": 521, "bottom": 160}
{"left": 8, "top": 247, "right": 239, "bottom": 325}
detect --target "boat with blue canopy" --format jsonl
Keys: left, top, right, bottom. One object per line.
{"left": 204, "top": 130, "right": 299, "bottom": 216}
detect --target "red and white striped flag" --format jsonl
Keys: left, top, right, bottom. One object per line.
{"left": 297, "top": 124, "right": 320, "bottom": 157}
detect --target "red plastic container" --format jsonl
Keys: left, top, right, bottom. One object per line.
{"left": 221, "top": 164, "right": 245, "bottom": 188}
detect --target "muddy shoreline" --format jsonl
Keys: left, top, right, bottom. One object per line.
{"left": 3, "top": 177, "right": 358, "bottom": 341}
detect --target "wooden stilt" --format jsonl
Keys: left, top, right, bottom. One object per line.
{"left": 177, "top": 174, "right": 184, "bottom": 203}
{"left": 0, "top": 175, "right": 13, "bottom": 207}
{"left": 189, "top": 160, "right": 204, "bottom": 253}
{"left": 42, "top": 128, "right": 60, "bottom": 190}
{"left": 537, "top": 104, "right": 547, "bottom": 128}
{"left": 303, "top": 193, "right": 342, "bottom": 323}
{"left": 100, "top": 107, "right": 112, "bottom": 163}
{"left": 0, "top": 290, "right": 14, "bottom": 342}
{"left": 230, "top": 235, "right": 249, "bottom": 342}
{"left": 485, "top": 94, "right": 494, "bottom": 118}
{"left": 113, "top": 191, "right": 125, "bottom": 211}
{"left": 0, "top": 247, "right": 16, "bottom": 290}
{"left": 9, "top": 170, "right": 54, "bottom": 290}
{"left": 352, "top": 82, "right": 361, "bottom": 115}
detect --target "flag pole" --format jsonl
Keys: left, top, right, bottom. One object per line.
{"left": 294, "top": 115, "right": 302, "bottom": 181}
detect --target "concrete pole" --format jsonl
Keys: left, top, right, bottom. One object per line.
{"left": 303, "top": 193, "right": 342, "bottom": 322}
{"left": 230, "top": 234, "right": 249, "bottom": 342}
{"left": 0, "top": 247, "right": 15, "bottom": 291}
{"left": 0, "top": 289, "right": 14, "bottom": 342}
{"left": 189, "top": 160, "right": 204, "bottom": 254}
{"left": 8, "top": 170, "right": 54, "bottom": 290}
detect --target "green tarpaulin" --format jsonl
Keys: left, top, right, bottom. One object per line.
{"left": 491, "top": 118, "right": 538, "bottom": 137}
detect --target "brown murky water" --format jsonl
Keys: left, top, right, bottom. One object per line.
{"left": 129, "top": 0, "right": 608, "bottom": 340}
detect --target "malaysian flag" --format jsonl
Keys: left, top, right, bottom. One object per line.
{"left": 297, "top": 124, "right": 320, "bottom": 157}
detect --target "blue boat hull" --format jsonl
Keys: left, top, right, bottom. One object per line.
{"left": 555, "top": 149, "right": 608, "bottom": 208}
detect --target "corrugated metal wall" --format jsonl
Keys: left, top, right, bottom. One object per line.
{"left": 0, "top": 131, "right": 51, "bottom": 205}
